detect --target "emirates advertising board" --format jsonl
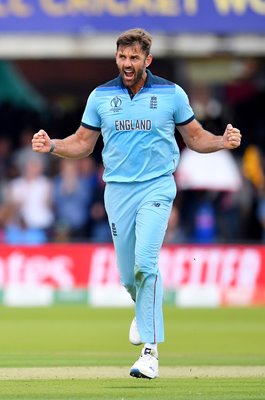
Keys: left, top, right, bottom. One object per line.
{"left": 0, "top": 244, "right": 264, "bottom": 307}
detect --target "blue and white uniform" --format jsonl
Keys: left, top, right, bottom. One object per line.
{"left": 82, "top": 70, "right": 194, "bottom": 343}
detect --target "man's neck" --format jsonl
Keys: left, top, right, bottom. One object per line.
{"left": 130, "top": 71, "right": 147, "bottom": 94}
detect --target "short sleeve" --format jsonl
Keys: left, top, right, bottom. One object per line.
{"left": 81, "top": 89, "right": 101, "bottom": 130}
{"left": 174, "top": 85, "right": 195, "bottom": 126}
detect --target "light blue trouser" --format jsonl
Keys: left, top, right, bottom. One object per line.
{"left": 104, "top": 174, "right": 176, "bottom": 343}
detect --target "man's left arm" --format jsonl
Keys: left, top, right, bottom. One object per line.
{"left": 178, "top": 119, "right": 241, "bottom": 153}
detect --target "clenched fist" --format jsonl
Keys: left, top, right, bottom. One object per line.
{"left": 32, "top": 129, "right": 53, "bottom": 153}
{"left": 223, "top": 124, "right": 241, "bottom": 150}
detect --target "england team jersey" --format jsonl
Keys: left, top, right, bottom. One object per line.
{"left": 81, "top": 70, "right": 194, "bottom": 183}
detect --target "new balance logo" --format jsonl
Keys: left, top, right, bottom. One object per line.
{"left": 111, "top": 223, "right": 117, "bottom": 236}
{"left": 144, "top": 348, "right": 152, "bottom": 355}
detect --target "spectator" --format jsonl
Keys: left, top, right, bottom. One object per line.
{"left": 12, "top": 127, "right": 49, "bottom": 175}
{"left": 52, "top": 158, "right": 94, "bottom": 241}
{"left": 88, "top": 164, "right": 112, "bottom": 243}
{"left": 4, "top": 156, "right": 53, "bottom": 242}
{"left": 192, "top": 193, "right": 217, "bottom": 243}
{"left": 0, "top": 137, "right": 12, "bottom": 181}
{"left": 163, "top": 203, "right": 186, "bottom": 244}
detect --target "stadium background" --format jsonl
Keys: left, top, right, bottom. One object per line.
{"left": 0, "top": 0, "right": 265, "bottom": 308}
{"left": 0, "top": 4, "right": 265, "bottom": 400}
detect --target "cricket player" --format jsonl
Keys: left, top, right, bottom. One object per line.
{"left": 32, "top": 28, "right": 241, "bottom": 379}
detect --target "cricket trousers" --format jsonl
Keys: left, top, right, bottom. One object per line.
{"left": 104, "top": 174, "right": 176, "bottom": 343}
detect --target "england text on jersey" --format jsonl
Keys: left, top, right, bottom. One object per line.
{"left": 115, "top": 119, "right": 152, "bottom": 131}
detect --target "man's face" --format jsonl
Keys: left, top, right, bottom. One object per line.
{"left": 116, "top": 43, "right": 152, "bottom": 91}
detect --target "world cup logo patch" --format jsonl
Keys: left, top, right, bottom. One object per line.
{"left": 110, "top": 96, "right": 122, "bottom": 112}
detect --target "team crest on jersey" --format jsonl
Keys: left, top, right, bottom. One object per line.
{"left": 110, "top": 96, "right": 122, "bottom": 112}
{"left": 150, "top": 96, "right": 157, "bottom": 109}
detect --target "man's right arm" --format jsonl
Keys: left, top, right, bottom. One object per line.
{"left": 32, "top": 125, "right": 100, "bottom": 159}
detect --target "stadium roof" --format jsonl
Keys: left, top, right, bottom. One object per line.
{"left": 0, "top": 34, "right": 265, "bottom": 59}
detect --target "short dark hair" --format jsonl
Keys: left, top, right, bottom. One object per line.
{"left": 116, "top": 28, "right": 152, "bottom": 56}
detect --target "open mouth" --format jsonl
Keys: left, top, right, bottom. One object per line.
{"left": 123, "top": 69, "right": 134, "bottom": 80}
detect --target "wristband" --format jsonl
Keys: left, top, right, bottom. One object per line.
{"left": 49, "top": 140, "right": 56, "bottom": 153}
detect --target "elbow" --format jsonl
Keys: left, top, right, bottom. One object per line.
{"left": 82, "top": 145, "right": 95, "bottom": 159}
{"left": 76, "top": 139, "right": 96, "bottom": 159}
{"left": 183, "top": 138, "right": 198, "bottom": 152}
{"left": 87, "top": 143, "right": 96, "bottom": 156}
{"left": 183, "top": 132, "right": 206, "bottom": 153}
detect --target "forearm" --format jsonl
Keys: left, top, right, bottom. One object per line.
{"left": 186, "top": 129, "right": 225, "bottom": 153}
{"left": 49, "top": 126, "right": 100, "bottom": 159}
{"left": 51, "top": 134, "right": 93, "bottom": 159}
{"left": 32, "top": 126, "right": 99, "bottom": 158}
{"left": 179, "top": 119, "right": 241, "bottom": 153}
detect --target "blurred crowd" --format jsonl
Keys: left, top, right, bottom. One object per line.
{"left": 0, "top": 57, "right": 264, "bottom": 245}
{"left": 0, "top": 129, "right": 113, "bottom": 244}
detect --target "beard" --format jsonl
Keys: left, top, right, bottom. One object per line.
{"left": 120, "top": 65, "right": 145, "bottom": 88}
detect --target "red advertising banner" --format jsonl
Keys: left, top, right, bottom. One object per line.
{"left": 0, "top": 244, "right": 264, "bottom": 305}
{"left": 160, "top": 245, "right": 265, "bottom": 289}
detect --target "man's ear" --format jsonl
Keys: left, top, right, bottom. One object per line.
{"left": 145, "top": 54, "right": 153, "bottom": 68}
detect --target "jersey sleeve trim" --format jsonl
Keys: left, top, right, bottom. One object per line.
{"left": 81, "top": 122, "right": 101, "bottom": 132}
{"left": 175, "top": 115, "right": 195, "bottom": 126}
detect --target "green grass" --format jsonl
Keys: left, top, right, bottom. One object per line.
{"left": 0, "top": 378, "right": 264, "bottom": 400}
{"left": 0, "top": 305, "right": 265, "bottom": 399}
{"left": 0, "top": 306, "right": 264, "bottom": 367}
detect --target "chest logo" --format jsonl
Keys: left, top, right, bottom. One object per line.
{"left": 150, "top": 96, "right": 157, "bottom": 109}
{"left": 110, "top": 96, "right": 122, "bottom": 112}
